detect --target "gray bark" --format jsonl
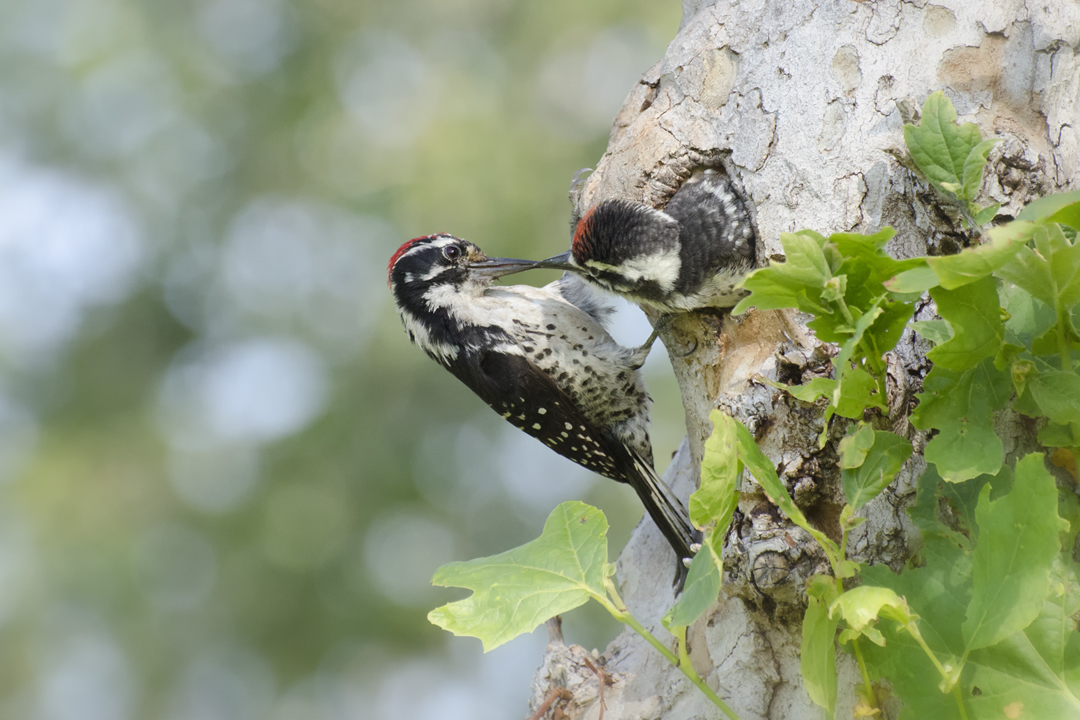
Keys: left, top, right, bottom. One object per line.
{"left": 530, "top": 1, "right": 1080, "bottom": 718}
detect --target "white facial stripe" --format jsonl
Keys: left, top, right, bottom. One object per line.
{"left": 584, "top": 244, "right": 682, "bottom": 292}
{"left": 396, "top": 235, "right": 458, "bottom": 264}
{"left": 418, "top": 263, "right": 451, "bottom": 282}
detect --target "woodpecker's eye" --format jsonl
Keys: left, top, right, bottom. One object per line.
{"left": 443, "top": 245, "right": 463, "bottom": 261}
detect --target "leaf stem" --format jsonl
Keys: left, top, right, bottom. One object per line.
{"left": 1056, "top": 302, "right": 1073, "bottom": 373}
{"left": 850, "top": 638, "right": 880, "bottom": 714}
{"left": 675, "top": 626, "right": 744, "bottom": 720}
{"left": 904, "top": 620, "right": 957, "bottom": 691}
{"left": 599, "top": 578, "right": 743, "bottom": 720}
{"left": 834, "top": 294, "right": 856, "bottom": 327}
{"left": 597, "top": 578, "right": 678, "bottom": 665}
{"left": 952, "top": 683, "right": 970, "bottom": 720}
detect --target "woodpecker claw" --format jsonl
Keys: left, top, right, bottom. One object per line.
{"left": 569, "top": 167, "right": 593, "bottom": 196}
{"left": 651, "top": 314, "right": 698, "bottom": 359}
{"left": 682, "top": 557, "right": 693, "bottom": 568}
{"left": 690, "top": 542, "right": 702, "bottom": 553}
{"left": 628, "top": 328, "right": 660, "bottom": 370}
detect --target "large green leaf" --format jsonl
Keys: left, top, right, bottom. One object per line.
{"left": 911, "top": 360, "right": 1010, "bottom": 482}
{"left": 924, "top": 222, "right": 1035, "bottom": 290}
{"left": 1026, "top": 366, "right": 1080, "bottom": 426}
{"left": 692, "top": 410, "right": 742, "bottom": 530}
{"left": 734, "top": 231, "right": 831, "bottom": 314}
{"left": 962, "top": 454, "right": 1066, "bottom": 653}
{"left": 663, "top": 541, "right": 722, "bottom": 629}
{"left": 428, "top": 501, "right": 608, "bottom": 651}
{"left": 903, "top": 91, "right": 999, "bottom": 202}
{"left": 1015, "top": 189, "right": 1080, "bottom": 224}
{"left": 928, "top": 276, "right": 1004, "bottom": 371}
{"left": 996, "top": 224, "right": 1080, "bottom": 313}
{"left": 967, "top": 565, "right": 1080, "bottom": 718}
{"left": 802, "top": 575, "right": 840, "bottom": 718}
{"left": 860, "top": 492, "right": 974, "bottom": 719}
{"left": 841, "top": 431, "right": 913, "bottom": 510}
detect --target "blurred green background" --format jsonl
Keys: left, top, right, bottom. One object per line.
{"left": 0, "top": 0, "right": 685, "bottom": 717}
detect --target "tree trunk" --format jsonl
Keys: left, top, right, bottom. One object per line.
{"left": 529, "top": 1, "right": 1079, "bottom": 718}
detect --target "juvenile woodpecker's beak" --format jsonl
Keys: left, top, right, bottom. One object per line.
{"left": 531, "top": 251, "right": 577, "bottom": 272}
{"left": 467, "top": 257, "right": 537, "bottom": 281}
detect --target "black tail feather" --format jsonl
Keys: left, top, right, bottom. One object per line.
{"left": 626, "top": 450, "right": 698, "bottom": 568}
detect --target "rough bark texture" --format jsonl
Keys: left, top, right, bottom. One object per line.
{"left": 530, "top": 1, "right": 1080, "bottom": 718}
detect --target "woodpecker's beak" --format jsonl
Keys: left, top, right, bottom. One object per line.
{"left": 467, "top": 257, "right": 538, "bottom": 281}
{"left": 531, "top": 251, "right": 577, "bottom": 272}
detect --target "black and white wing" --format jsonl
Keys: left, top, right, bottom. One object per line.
{"left": 447, "top": 348, "right": 695, "bottom": 562}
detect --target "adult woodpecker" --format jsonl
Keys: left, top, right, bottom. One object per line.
{"left": 388, "top": 233, "right": 696, "bottom": 565}
{"left": 534, "top": 169, "right": 757, "bottom": 313}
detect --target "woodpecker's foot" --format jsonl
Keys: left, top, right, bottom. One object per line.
{"left": 652, "top": 313, "right": 698, "bottom": 359}
{"left": 568, "top": 167, "right": 593, "bottom": 197}
{"left": 628, "top": 327, "right": 660, "bottom": 370}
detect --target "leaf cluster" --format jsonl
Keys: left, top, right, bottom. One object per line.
{"left": 734, "top": 226, "right": 922, "bottom": 445}
{"left": 730, "top": 90, "right": 1080, "bottom": 719}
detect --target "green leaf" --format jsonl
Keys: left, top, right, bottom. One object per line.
{"left": 1038, "top": 422, "right": 1080, "bottom": 449}
{"left": 887, "top": 264, "right": 938, "bottom": 294}
{"left": 925, "top": 222, "right": 1033, "bottom": 290}
{"left": 911, "top": 360, "right": 1010, "bottom": 483}
{"left": 733, "top": 231, "right": 832, "bottom": 314}
{"left": 911, "top": 319, "right": 954, "bottom": 345}
{"left": 868, "top": 299, "right": 917, "bottom": 354}
{"left": 841, "top": 431, "right": 913, "bottom": 510}
{"left": 831, "top": 584, "right": 914, "bottom": 630}
{"left": 1027, "top": 367, "right": 1080, "bottom": 426}
{"left": 961, "top": 138, "right": 1001, "bottom": 201}
{"left": 973, "top": 201, "right": 1000, "bottom": 226}
{"left": 731, "top": 415, "right": 845, "bottom": 570}
{"left": 428, "top": 501, "right": 608, "bottom": 651}
{"left": 733, "top": 418, "right": 803, "bottom": 526}
{"left": 927, "top": 276, "right": 1004, "bottom": 371}
{"left": 801, "top": 575, "right": 840, "bottom": 717}
{"left": 968, "top": 586, "right": 1080, "bottom": 719}
{"left": 663, "top": 542, "right": 722, "bottom": 629}
{"left": 833, "top": 366, "right": 885, "bottom": 419}
{"left": 838, "top": 423, "right": 875, "bottom": 469}
{"left": 803, "top": 299, "right": 890, "bottom": 448}
{"left": 778, "top": 377, "right": 836, "bottom": 404}
{"left": 1000, "top": 280, "right": 1057, "bottom": 347}
{"left": 692, "top": 410, "right": 743, "bottom": 530}
{"left": 866, "top": 506, "right": 973, "bottom": 658}
{"left": 860, "top": 487, "right": 974, "bottom": 719}
{"left": 1045, "top": 201, "right": 1080, "bottom": 231}
{"left": 924, "top": 425, "right": 1004, "bottom": 484}
{"left": 903, "top": 91, "right": 990, "bottom": 200}
{"left": 1039, "top": 224, "right": 1080, "bottom": 309}
{"left": 996, "top": 224, "right": 1080, "bottom": 312}
{"left": 962, "top": 454, "right": 1066, "bottom": 653}
{"left": 1016, "top": 189, "right": 1080, "bottom": 224}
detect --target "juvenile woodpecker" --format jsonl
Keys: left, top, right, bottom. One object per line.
{"left": 535, "top": 170, "right": 757, "bottom": 313}
{"left": 388, "top": 233, "right": 696, "bottom": 564}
